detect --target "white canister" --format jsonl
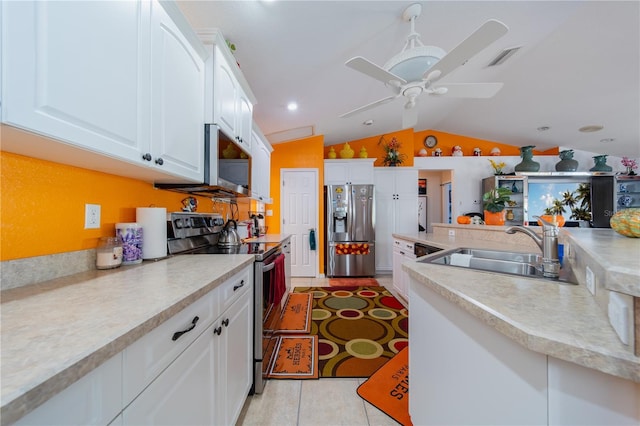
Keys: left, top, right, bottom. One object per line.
{"left": 116, "top": 222, "right": 143, "bottom": 265}
{"left": 136, "top": 207, "right": 168, "bottom": 259}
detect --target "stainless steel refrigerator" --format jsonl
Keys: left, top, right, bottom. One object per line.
{"left": 325, "top": 184, "right": 375, "bottom": 277}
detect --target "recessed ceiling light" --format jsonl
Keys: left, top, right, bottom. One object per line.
{"left": 287, "top": 102, "right": 298, "bottom": 111}
{"left": 600, "top": 138, "right": 615, "bottom": 143}
{"left": 537, "top": 126, "right": 550, "bottom": 132}
{"left": 363, "top": 119, "right": 374, "bottom": 126}
{"left": 579, "top": 125, "right": 604, "bottom": 133}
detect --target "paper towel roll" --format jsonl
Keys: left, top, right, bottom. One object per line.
{"left": 136, "top": 207, "right": 167, "bottom": 259}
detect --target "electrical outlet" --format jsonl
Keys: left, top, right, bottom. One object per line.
{"left": 448, "top": 229, "right": 455, "bottom": 237}
{"left": 85, "top": 204, "right": 101, "bottom": 229}
{"left": 608, "top": 292, "right": 629, "bottom": 345}
{"left": 585, "top": 266, "right": 595, "bottom": 295}
{"left": 266, "top": 210, "right": 273, "bottom": 216}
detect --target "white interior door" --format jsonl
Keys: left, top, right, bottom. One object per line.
{"left": 281, "top": 169, "right": 318, "bottom": 277}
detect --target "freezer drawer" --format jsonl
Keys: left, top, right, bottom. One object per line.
{"left": 327, "top": 242, "right": 375, "bottom": 277}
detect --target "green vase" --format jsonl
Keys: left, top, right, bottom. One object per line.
{"left": 555, "top": 149, "right": 579, "bottom": 171}
{"left": 589, "top": 155, "right": 612, "bottom": 172}
{"left": 514, "top": 145, "right": 540, "bottom": 172}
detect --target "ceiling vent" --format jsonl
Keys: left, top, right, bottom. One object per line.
{"left": 487, "top": 46, "right": 521, "bottom": 67}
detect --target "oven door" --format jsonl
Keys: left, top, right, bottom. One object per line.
{"left": 252, "top": 247, "right": 282, "bottom": 394}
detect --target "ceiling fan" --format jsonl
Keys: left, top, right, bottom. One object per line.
{"left": 340, "top": 3, "right": 509, "bottom": 128}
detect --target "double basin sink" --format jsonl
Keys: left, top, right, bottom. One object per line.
{"left": 419, "top": 247, "right": 577, "bottom": 284}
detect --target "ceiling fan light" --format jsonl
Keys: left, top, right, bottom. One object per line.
{"left": 384, "top": 45, "right": 446, "bottom": 82}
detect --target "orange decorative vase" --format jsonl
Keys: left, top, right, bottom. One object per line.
{"left": 484, "top": 210, "right": 506, "bottom": 226}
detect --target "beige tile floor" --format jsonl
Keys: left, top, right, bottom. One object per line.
{"left": 237, "top": 275, "right": 404, "bottom": 426}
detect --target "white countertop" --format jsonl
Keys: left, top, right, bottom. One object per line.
{"left": 0, "top": 254, "right": 255, "bottom": 424}
{"left": 395, "top": 229, "right": 640, "bottom": 383}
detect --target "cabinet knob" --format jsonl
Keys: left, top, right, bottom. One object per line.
{"left": 155, "top": 157, "right": 164, "bottom": 166}
{"left": 142, "top": 153, "right": 152, "bottom": 161}
{"left": 213, "top": 326, "right": 222, "bottom": 335}
{"left": 222, "top": 318, "right": 229, "bottom": 327}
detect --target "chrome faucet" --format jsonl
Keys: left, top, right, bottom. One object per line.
{"left": 505, "top": 216, "right": 560, "bottom": 278}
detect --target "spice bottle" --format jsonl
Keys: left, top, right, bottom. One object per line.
{"left": 96, "top": 237, "right": 123, "bottom": 269}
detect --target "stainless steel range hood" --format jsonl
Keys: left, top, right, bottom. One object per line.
{"left": 155, "top": 124, "right": 251, "bottom": 198}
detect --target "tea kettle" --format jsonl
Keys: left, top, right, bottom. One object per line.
{"left": 218, "top": 219, "right": 241, "bottom": 247}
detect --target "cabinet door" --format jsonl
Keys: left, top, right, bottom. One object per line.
{"left": 392, "top": 247, "right": 405, "bottom": 297}
{"left": 216, "top": 288, "right": 253, "bottom": 426}
{"left": 123, "top": 323, "right": 217, "bottom": 426}
{"left": 2, "top": 1, "right": 150, "bottom": 160}
{"left": 15, "top": 353, "right": 122, "bottom": 426}
{"left": 251, "top": 129, "right": 272, "bottom": 201}
{"left": 213, "top": 47, "right": 238, "bottom": 138}
{"left": 374, "top": 170, "right": 395, "bottom": 272}
{"left": 150, "top": 2, "right": 205, "bottom": 182}
{"left": 324, "top": 162, "right": 350, "bottom": 185}
{"left": 236, "top": 92, "right": 253, "bottom": 152}
{"left": 348, "top": 161, "right": 375, "bottom": 184}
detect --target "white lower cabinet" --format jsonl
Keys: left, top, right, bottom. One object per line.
{"left": 122, "top": 266, "right": 253, "bottom": 426}
{"left": 409, "top": 279, "right": 640, "bottom": 425}
{"left": 14, "top": 352, "right": 123, "bottom": 426}
{"left": 215, "top": 286, "right": 253, "bottom": 425}
{"left": 122, "top": 321, "right": 217, "bottom": 425}
{"left": 392, "top": 239, "right": 414, "bottom": 300}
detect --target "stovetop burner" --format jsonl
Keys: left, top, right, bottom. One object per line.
{"left": 166, "top": 212, "right": 280, "bottom": 261}
{"left": 190, "top": 242, "right": 280, "bottom": 258}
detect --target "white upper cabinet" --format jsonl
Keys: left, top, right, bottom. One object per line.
{"left": 150, "top": 2, "right": 205, "bottom": 182}
{"left": 1, "top": 0, "right": 206, "bottom": 183}
{"left": 324, "top": 159, "right": 375, "bottom": 185}
{"left": 207, "top": 36, "right": 255, "bottom": 154}
{"left": 251, "top": 125, "right": 273, "bottom": 202}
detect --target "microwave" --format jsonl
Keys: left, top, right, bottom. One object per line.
{"left": 155, "top": 124, "right": 251, "bottom": 198}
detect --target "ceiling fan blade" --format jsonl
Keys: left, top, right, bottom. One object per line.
{"left": 402, "top": 106, "right": 418, "bottom": 129}
{"left": 431, "top": 82, "right": 504, "bottom": 98}
{"left": 426, "top": 19, "right": 509, "bottom": 81}
{"left": 346, "top": 56, "right": 407, "bottom": 86}
{"left": 340, "top": 95, "right": 398, "bottom": 118}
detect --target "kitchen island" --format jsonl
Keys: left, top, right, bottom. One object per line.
{"left": 398, "top": 224, "right": 640, "bottom": 424}
{"left": 0, "top": 254, "right": 255, "bottom": 425}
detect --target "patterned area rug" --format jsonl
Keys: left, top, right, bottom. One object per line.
{"left": 294, "top": 286, "right": 408, "bottom": 378}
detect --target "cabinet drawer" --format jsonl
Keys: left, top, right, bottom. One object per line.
{"left": 218, "top": 266, "right": 252, "bottom": 315}
{"left": 393, "top": 239, "right": 414, "bottom": 253}
{"left": 123, "top": 291, "right": 215, "bottom": 404}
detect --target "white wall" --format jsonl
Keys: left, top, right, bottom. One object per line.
{"left": 413, "top": 149, "right": 624, "bottom": 221}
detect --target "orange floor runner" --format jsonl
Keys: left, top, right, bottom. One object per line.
{"left": 357, "top": 347, "right": 412, "bottom": 426}
{"left": 276, "top": 292, "right": 312, "bottom": 334}
{"left": 267, "top": 335, "right": 318, "bottom": 379}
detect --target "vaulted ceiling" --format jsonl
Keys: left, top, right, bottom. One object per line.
{"left": 177, "top": 1, "right": 640, "bottom": 158}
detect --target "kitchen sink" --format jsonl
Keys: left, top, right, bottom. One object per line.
{"left": 418, "top": 247, "right": 576, "bottom": 284}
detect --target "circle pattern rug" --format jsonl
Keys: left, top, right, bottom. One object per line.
{"left": 294, "top": 286, "right": 408, "bottom": 378}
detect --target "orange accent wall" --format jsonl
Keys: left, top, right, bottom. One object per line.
{"left": 324, "top": 129, "right": 558, "bottom": 161}
{"left": 269, "top": 135, "right": 325, "bottom": 273}
{"left": 0, "top": 151, "right": 249, "bottom": 261}
{"left": 412, "top": 130, "right": 559, "bottom": 157}
{"left": 324, "top": 128, "right": 415, "bottom": 166}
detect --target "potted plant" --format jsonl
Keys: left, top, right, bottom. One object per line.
{"left": 378, "top": 136, "right": 406, "bottom": 166}
{"left": 483, "top": 187, "right": 511, "bottom": 225}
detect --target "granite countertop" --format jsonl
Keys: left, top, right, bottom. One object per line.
{"left": 396, "top": 230, "right": 640, "bottom": 383}
{"left": 0, "top": 254, "right": 255, "bottom": 424}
